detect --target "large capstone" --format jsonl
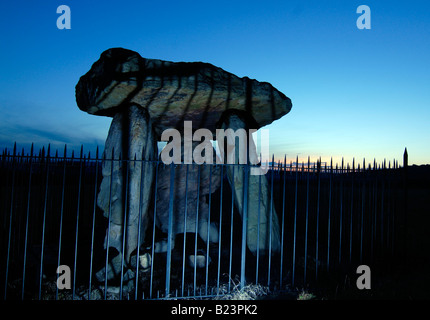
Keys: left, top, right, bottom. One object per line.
{"left": 76, "top": 48, "right": 292, "bottom": 137}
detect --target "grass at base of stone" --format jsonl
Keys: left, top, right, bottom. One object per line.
{"left": 212, "top": 280, "right": 270, "bottom": 300}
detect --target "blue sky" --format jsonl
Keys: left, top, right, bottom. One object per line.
{"left": 0, "top": 0, "right": 429, "bottom": 165}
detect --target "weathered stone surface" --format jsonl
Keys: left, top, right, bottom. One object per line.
{"left": 97, "top": 105, "right": 157, "bottom": 262}
{"left": 155, "top": 141, "right": 221, "bottom": 248}
{"left": 76, "top": 48, "right": 292, "bottom": 137}
{"left": 222, "top": 114, "right": 281, "bottom": 254}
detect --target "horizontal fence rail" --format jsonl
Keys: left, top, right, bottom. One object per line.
{"left": 0, "top": 144, "right": 407, "bottom": 300}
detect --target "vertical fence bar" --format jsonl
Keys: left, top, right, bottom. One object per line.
{"left": 403, "top": 148, "right": 408, "bottom": 264}
{"left": 371, "top": 160, "right": 377, "bottom": 262}
{"left": 339, "top": 158, "right": 344, "bottom": 265}
{"left": 327, "top": 158, "right": 333, "bottom": 272}
{"left": 21, "top": 144, "right": 34, "bottom": 300}
{"left": 304, "top": 157, "right": 310, "bottom": 284}
{"left": 360, "top": 159, "right": 366, "bottom": 263}
{"left": 72, "top": 146, "right": 84, "bottom": 299}
{"left": 120, "top": 155, "right": 129, "bottom": 300}
{"left": 56, "top": 145, "right": 67, "bottom": 300}
{"left": 380, "top": 162, "right": 385, "bottom": 256}
{"left": 216, "top": 165, "right": 224, "bottom": 295}
{"left": 315, "top": 158, "right": 321, "bottom": 281}
{"left": 205, "top": 165, "right": 213, "bottom": 295}
{"left": 349, "top": 158, "right": 355, "bottom": 263}
{"left": 104, "top": 148, "right": 115, "bottom": 300}
{"left": 4, "top": 143, "right": 17, "bottom": 300}
{"left": 193, "top": 165, "right": 201, "bottom": 296}
{"left": 255, "top": 165, "right": 261, "bottom": 285}
{"left": 38, "top": 145, "right": 51, "bottom": 299}
{"left": 386, "top": 160, "right": 391, "bottom": 253}
{"left": 279, "top": 155, "right": 286, "bottom": 288}
{"left": 134, "top": 151, "right": 144, "bottom": 300}
{"left": 228, "top": 165, "right": 234, "bottom": 292}
{"left": 267, "top": 155, "right": 275, "bottom": 287}
{"left": 88, "top": 147, "right": 99, "bottom": 300}
{"left": 390, "top": 160, "right": 395, "bottom": 256}
{"left": 292, "top": 156, "right": 298, "bottom": 286}
{"left": 149, "top": 161, "right": 159, "bottom": 299}
{"left": 181, "top": 164, "right": 189, "bottom": 297}
{"left": 165, "top": 162, "right": 175, "bottom": 297}
{"left": 240, "top": 164, "right": 249, "bottom": 289}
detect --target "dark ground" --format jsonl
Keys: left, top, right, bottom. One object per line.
{"left": 310, "top": 165, "right": 430, "bottom": 300}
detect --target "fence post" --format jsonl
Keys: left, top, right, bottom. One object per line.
{"left": 4, "top": 143, "right": 17, "bottom": 300}
{"left": 240, "top": 164, "right": 249, "bottom": 289}
{"left": 402, "top": 148, "right": 408, "bottom": 263}
{"left": 315, "top": 158, "right": 321, "bottom": 281}
{"left": 292, "top": 156, "right": 298, "bottom": 286}
{"left": 165, "top": 162, "right": 175, "bottom": 297}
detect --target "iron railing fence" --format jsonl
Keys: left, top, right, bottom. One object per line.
{"left": 0, "top": 144, "right": 407, "bottom": 300}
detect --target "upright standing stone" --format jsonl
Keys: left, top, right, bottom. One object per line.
{"left": 97, "top": 105, "right": 157, "bottom": 264}
{"left": 220, "top": 113, "right": 281, "bottom": 254}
